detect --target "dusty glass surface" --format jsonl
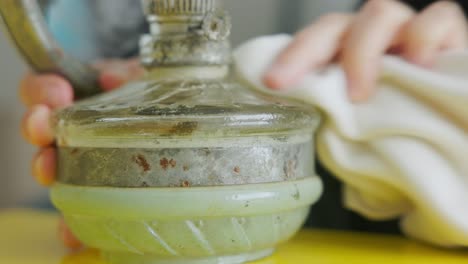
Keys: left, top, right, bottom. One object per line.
{"left": 52, "top": 0, "right": 320, "bottom": 188}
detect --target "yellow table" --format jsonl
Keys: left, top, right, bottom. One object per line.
{"left": 1, "top": 209, "right": 468, "bottom": 264}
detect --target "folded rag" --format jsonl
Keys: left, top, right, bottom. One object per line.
{"left": 233, "top": 35, "right": 468, "bottom": 247}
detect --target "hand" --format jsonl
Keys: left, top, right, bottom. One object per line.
{"left": 263, "top": 0, "right": 468, "bottom": 102}
{"left": 19, "top": 59, "right": 144, "bottom": 249}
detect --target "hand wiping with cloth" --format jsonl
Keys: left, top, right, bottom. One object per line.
{"left": 234, "top": 34, "right": 468, "bottom": 247}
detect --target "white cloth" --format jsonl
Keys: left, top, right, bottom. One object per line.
{"left": 233, "top": 35, "right": 468, "bottom": 247}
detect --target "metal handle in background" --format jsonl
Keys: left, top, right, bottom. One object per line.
{"left": 0, "top": 0, "right": 101, "bottom": 99}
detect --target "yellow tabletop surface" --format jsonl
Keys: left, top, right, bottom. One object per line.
{"left": 1, "top": 209, "right": 468, "bottom": 264}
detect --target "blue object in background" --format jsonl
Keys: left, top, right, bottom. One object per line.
{"left": 45, "top": 0, "right": 98, "bottom": 61}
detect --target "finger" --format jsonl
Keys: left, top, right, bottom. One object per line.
{"left": 22, "top": 105, "right": 54, "bottom": 147}
{"left": 263, "top": 13, "right": 353, "bottom": 90}
{"left": 96, "top": 59, "right": 145, "bottom": 91}
{"left": 341, "top": 0, "right": 414, "bottom": 102}
{"left": 402, "top": 1, "right": 468, "bottom": 66}
{"left": 32, "top": 147, "right": 56, "bottom": 186}
{"left": 19, "top": 73, "right": 74, "bottom": 109}
{"left": 58, "top": 218, "right": 83, "bottom": 250}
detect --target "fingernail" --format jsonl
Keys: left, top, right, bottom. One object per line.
{"left": 347, "top": 77, "right": 369, "bottom": 103}
{"left": 99, "top": 71, "right": 127, "bottom": 91}
{"left": 347, "top": 62, "right": 379, "bottom": 103}
{"left": 346, "top": 75, "right": 359, "bottom": 101}
{"left": 264, "top": 64, "right": 294, "bottom": 90}
{"left": 33, "top": 153, "right": 48, "bottom": 186}
{"left": 349, "top": 89, "right": 363, "bottom": 103}
{"left": 32, "top": 149, "right": 56, "bottom": 186}
{"left": 405, "top": 50, "right": 435, "bottom": 68}
{"left": 26, "top": 105, "right": 54, "bottom": 146}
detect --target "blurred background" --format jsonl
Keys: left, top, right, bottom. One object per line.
{"left": 0, "top": 0, "right": 357, "bottom": 208}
